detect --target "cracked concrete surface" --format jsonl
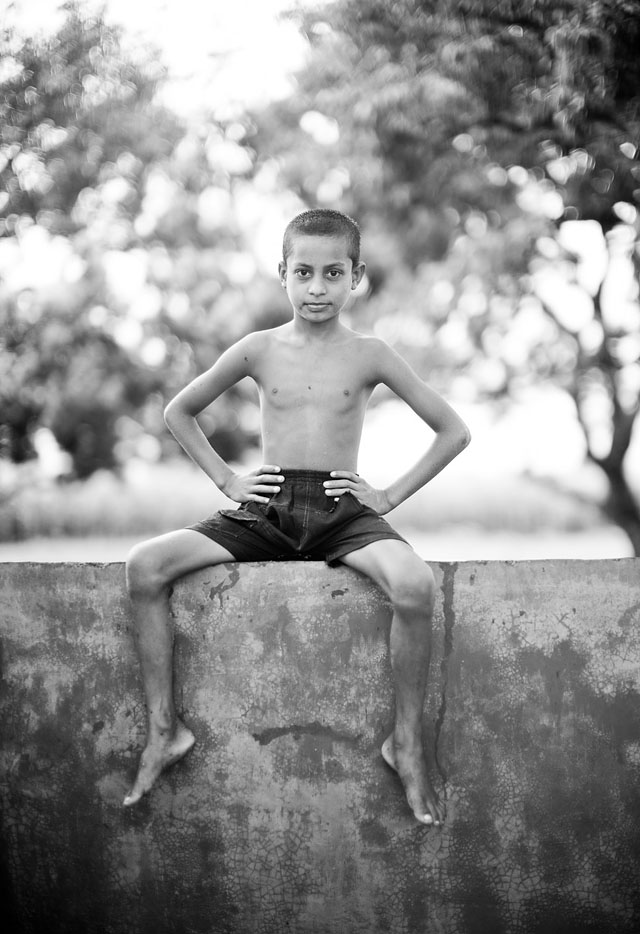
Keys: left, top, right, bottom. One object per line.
{"left": 1, "top": 559, "right": 640, "bottom": 933}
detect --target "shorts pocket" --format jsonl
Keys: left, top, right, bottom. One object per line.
{"left": 332, "top": 491, "right": 366, "bottom": 516}
{"left": 219, "top": 506, "right": 259, "bottom": 523}
{"left": 347, "top": 491, "right": 365, "bottom": 508}
{"left": 220, "top": 503, "right": 286, "bottom": 547}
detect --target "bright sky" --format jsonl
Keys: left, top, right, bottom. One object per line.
{"left": 2, "top": 0, "right": 315, "bottom": 116}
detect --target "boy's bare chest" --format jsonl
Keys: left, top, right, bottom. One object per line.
{"left": 256, "top": 344, "right": 370, "bottom": 413}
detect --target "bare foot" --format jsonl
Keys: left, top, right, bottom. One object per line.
{"left": 123, "top": 720, "right": 195, "bottom": 807}
{"left": 381, "top": 734, "right": 444, "bottom": 827}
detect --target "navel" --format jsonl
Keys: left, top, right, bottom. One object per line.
{"left": 271, "top": 388, "right": 278, "bottom": 394}
{"left": 343, "top": 389, "right": 350, "bottom": 396}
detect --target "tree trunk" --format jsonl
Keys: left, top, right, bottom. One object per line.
{"left": 594, "top": 459, "right": 640, "bottom": 556}
{"left": 576, "top": 245, "right": 640, "bottom": 556}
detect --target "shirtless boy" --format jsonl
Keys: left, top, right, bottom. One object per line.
{"left": 124, "top": 208, "right": 470, "bottom": 826}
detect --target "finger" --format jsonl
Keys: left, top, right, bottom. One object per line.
{"left": 329, "top": 470, "right": 357, "bottom": 480}
{"left": 323, "top": 478, "right": 356, "bottom": 491}
{"left": 247, "top": 488, "right": 280, "bottom": 502}
{"left": 259, "top": 465, "right": 281, "bottom": 474}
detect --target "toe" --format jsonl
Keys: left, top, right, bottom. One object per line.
{"left": 427, "top": 801, "right": 445, "bottom": 826}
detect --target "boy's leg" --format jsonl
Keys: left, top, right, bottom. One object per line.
{"left": 124, "top": 529, "right": 235, "bottom": 806}
{"left": 338, "top": 539, "right": 444, "bottom": 826}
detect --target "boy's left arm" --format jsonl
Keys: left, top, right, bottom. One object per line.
{"left": 325, "top": 341, "right": 471, "bottom": 515}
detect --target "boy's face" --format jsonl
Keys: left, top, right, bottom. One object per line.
{"left": 279, "top": 234, "right": 365, "bottom": 324}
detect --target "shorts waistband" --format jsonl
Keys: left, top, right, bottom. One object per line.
{"left": 280, "top": 468, "right": 333, "bottom": 481}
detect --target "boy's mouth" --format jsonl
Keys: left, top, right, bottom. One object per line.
{"left": 305, "top": 302, "right": 331, "bottom": 310}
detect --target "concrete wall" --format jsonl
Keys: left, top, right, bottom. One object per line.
{"left": 1, "top": 559, "right": 640, "bottom": 934}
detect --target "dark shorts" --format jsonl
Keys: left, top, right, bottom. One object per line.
{"left": 188, "top": 469, "right": 409, "bottom": 565}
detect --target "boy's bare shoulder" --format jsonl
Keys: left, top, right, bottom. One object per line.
{"left": 232, "top": 326, "right": 286, "bottom": 363}
{"left": 344, "top": 329, "right": 398, "bottom": 367}
{"left": 348, "top": 330, "right": 388, "bottom": 351}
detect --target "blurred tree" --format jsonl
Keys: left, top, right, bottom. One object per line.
{"left": 0, "top": 1, "right": 177, "bottom": 473}
{"left": 0, "top": 2, "right": 274, "bottom": 485}
{"left": 252, "top": 0, "right": 640, "bottom": 551}
{"left": 1, "top": 285, "right": 161, "bottom": 477}
{"left": 0, "top": 1, "right": 177, "bottom": 233}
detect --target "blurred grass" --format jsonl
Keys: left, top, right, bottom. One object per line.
{"left": 0, "top": 461, "right": 227, "bottom": 541}
{"left": 392, "top": 469, "right": 605, "bottom": 533}
{"left": 0, "top": 457, "right": 608, "bottom": 542}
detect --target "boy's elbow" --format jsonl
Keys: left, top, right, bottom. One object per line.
{"left": 453, "top": 422, "right": 471, "bottom": 453}
{"left": 165, "top": 397, "right": 200, "bottom": 433}
{"left": 163, "top": 399, "right": 180, "bottom": 429}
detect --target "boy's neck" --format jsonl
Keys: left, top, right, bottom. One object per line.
{"left": 290, "top": 313, "right": 346, "bottom": 341}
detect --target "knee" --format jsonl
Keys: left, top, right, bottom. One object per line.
{"left": 388, "top": 561, "right": 436, "bottom": 618}
{"left": 126, "top": 542, "right": 167, "bottom": 600}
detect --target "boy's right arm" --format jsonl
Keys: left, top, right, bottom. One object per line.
{"left": 164, "top": 333, "right": 283, "bottom": 504}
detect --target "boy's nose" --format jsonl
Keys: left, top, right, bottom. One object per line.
{"left": 308, "top": 277, "right": 327, "bottom": 295}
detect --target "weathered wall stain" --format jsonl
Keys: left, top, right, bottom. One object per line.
{"left": 209, "top": 564, "right": 241, "bottom": 609}
{"left": 252, "top": 721, "right": 361, "bottom": 747}
{"left": 1, "top": 560, "right": 640, "bottom": 933}
{"left": 434, "top": 561, "right": 457, "bottom": 790}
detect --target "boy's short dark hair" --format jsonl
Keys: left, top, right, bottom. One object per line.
{"left": 282, "top": 209, "right": 361, "bottom": 265}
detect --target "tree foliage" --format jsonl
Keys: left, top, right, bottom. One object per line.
{"left": 1, "top": 3, "right": 282, "bottom": 481}
{"left": 0, "top": 2, "right": 172, "bottom": 233}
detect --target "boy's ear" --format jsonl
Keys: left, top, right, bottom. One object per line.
{"left": 278, "top": 261, "right": 287, "bottom": 288}
{"left": 351, "top": 261, "right": 366, "bottom": 290}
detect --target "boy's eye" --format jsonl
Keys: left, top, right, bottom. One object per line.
{"left": 293, "top": 267, "right": 343, "bottom": 279}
